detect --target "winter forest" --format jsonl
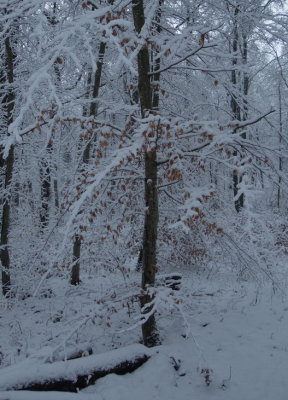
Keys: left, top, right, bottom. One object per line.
{"left": 0, "top": 0, "right": 288, "bottom": 398}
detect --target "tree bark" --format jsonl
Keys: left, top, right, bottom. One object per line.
{"left": 151, "top": 0, "right": 163, "bottom": 111}
{"left": 277, "top": 82, "right": 282, "bottom": 208}
{"left": 132, "top": 0, "right": 161, "bottom": 347}
{"left": 39, "top": 4, "right": 60, "bottom": 230}
{"left": 231, "top": 6, "right": 242, "bottom": 212}
{"left": 83, "top": 41, "right": 106, "bottom": 163}
{"left": 0, "top": 33, "right": 16, "bottom": 296}
{"left": 70, "top": 234, "right": 81, "bottom": 285}
{"left": 1, "top": 147, "right": 14, "bottom": 296}
{"left": 40, "top": 143, "right": 52, "bottom": 230}
{"left": 71, "top": 40, "right": 107, "bottom": 285}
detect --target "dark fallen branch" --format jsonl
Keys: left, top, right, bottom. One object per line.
{"left": 0, "top": 391, "right": 99, "bottom": 400}
{"left": 0, "top": 345, "right": 151, "bottom": 393}
{"left": 21, "top": 357, "right": 149, "bottom": 392}
{"left": 160, "top": 273, "right": 182, "bottom": 291}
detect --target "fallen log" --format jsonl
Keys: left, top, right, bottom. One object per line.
{"left": 0, "top": 345, "right": 151, "bottom": 393}
{"left": 0, "top": 391, "right": 100, "bottom": 400}
{"left": 54, "top": 345, "right": 93, "bottom": 362}
{"left": 26, "top": 344, "right": 93, "bottom": 363}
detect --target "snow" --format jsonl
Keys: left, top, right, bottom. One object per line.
{"left": 80, "top": 281, "right": 288, "bottom": 400}
{"left": 0, "top": 1, "right": 287, "bottom": 399}
{"left": 1, "top": 273, "right": 288, "bottom": 399}
{"left": 0, "top": 344, "right": 150, "bottom": 391}
{"left": 0, "top": 392, "right": 99, "bottom": 400}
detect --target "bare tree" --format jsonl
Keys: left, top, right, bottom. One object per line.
{"left": 132, "top": 0, "right": 162, "bottom": 347}
{"left": 0, "top": 11, "right": 16, "bottom": 295}
{"left": 71, "top": 38, "right": 107, "bottom": 285}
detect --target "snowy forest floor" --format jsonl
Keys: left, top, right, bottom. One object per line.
{"left": 1, "top": 264, "right": 288, "bottom": 400}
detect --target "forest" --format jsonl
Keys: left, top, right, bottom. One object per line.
{"left": 0, "top": 0, "right": 288, "bottom": 399}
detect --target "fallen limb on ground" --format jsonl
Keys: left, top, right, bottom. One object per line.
{"left": 0, "top": 391, "right": 101, "bottom": 400}
{"left": 24, "top": 344, "right": 93, "bottom": 363}
{"left": 0, "top": 344, "right": 151, "bottom": 392}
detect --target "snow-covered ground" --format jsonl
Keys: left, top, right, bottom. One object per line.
{"left": 1, "top": 268, "right": 288, "bottom": 400}
{"left": 82, "top": 281, "right": 288, "bottom": 400}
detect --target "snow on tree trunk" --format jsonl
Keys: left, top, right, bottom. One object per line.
{"left": 0, "top": 31, "right": 16, "bottom": 296}
{"left": 71, "top": 39, "right": 107, "bottom": 285}
{"left": 132, "top": 0, "right": 160, "bottom": 347}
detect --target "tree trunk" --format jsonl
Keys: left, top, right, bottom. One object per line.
{"left": 70, "top": 234, "right": 81, "bottom": 285}
{"left": 277, "top": 82, "right": 282, "bottom": 208}
{"left": 141, "top": 150, "right": 159, "bottom": 347}
{"left": 83, "top": 41, "right": 106, "bottom": 163}
{"left": 231, "top": 5, "right": 244, "bottom": 213}
{"left": 71, "top": 40, "right": 107, "bottom": 285}
{"left": 132, "top": 0, "right": 161, "bottom": 347}
{"left": 1, "top": 147, "right": 14, "bottom": 296}
{"left": 40, "top": 142, "right": 52, "bottom": 230}
{"left": 151, "top": 1, "right": 163, "bottom": 111}
{"left": 0, "top": 34, "right": 16, "bottom": 296}
{"left": 38, "top": 4, "right": 61, "bottom": 230}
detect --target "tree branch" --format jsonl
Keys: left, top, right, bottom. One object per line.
{"left": 232, "top": 109, "right": 275, "bottom": 132}
{"left": 148, "top": 44, "right": 217, "bottom": 76}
